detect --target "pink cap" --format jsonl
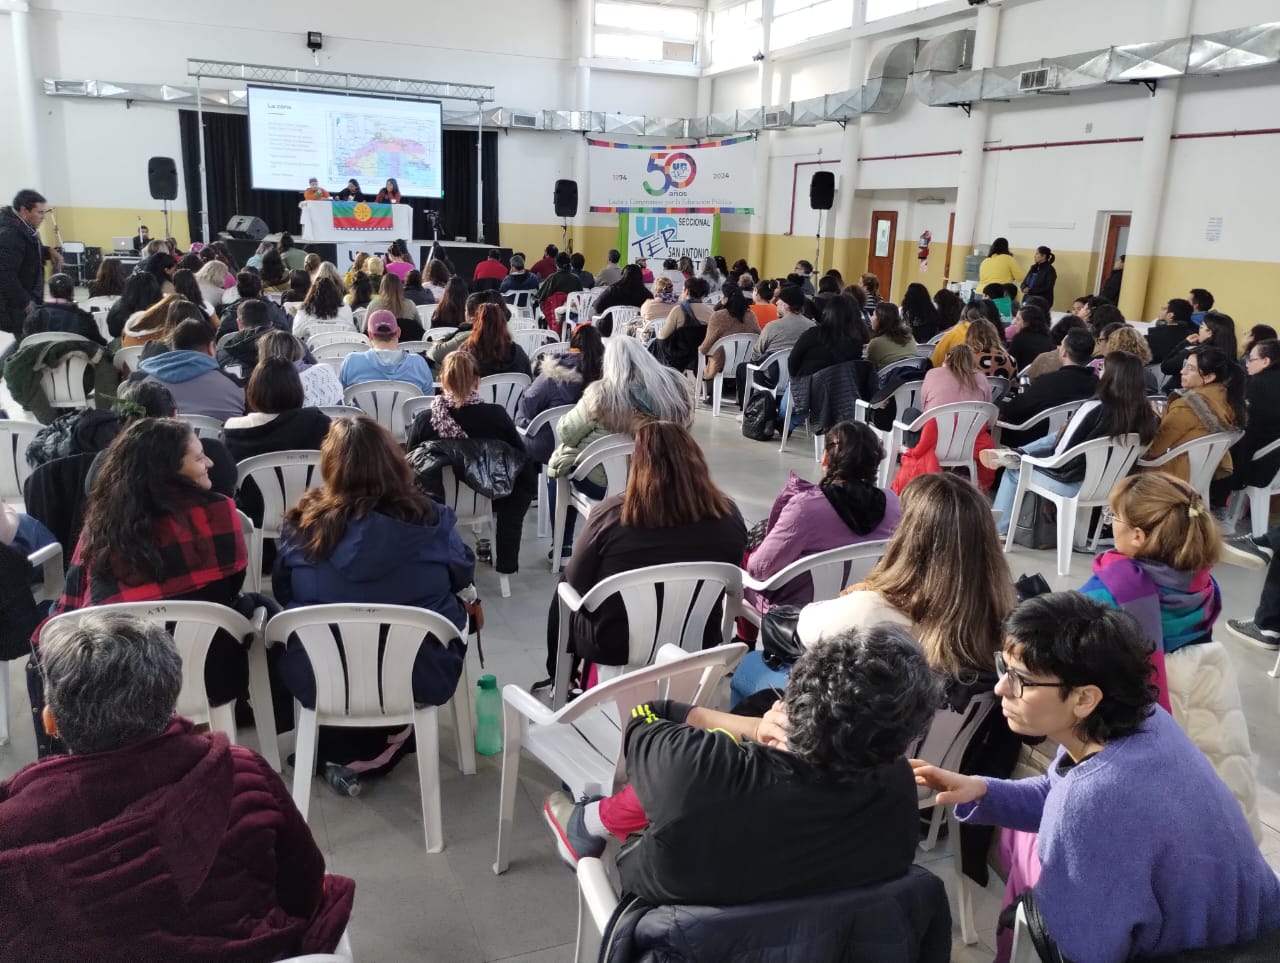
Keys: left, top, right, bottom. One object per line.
{"left": 366, "top": 309, "right": 400, "bottom": 338}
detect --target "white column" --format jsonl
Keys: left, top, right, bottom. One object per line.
{"left": 832, "top": 37, "right": 870, "bottom": 270}
{"left": 1118, "top": 0, "right": 1192, "bottom": 320}
{"left": 571, "top": 0, "right": 593, "bottom": 250}
{"left": 8, "top": 3, "right": 43, "bottom": 189}
{"left": 746, "top": 0, "right": 774, "bottom": 271}
{"left": 949, "top": 0, "right": 1001, "bottom": 262}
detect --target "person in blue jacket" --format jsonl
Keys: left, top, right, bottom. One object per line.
{"left": 338, "top": 309, "right": 434, "bottom": 394}
{"left": 515, "top": 323, "right": 604, "bottom": 464}
{"left": 273, "top": 415, "right": 474, "bottom": 793}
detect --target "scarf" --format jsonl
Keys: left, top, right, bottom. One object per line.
{"left": 429, "top": 391, "right": 480, "bottom": 439}
{"left": 819, "top": 479, "right": 887, "bottom": 536}
{"left": 1088, "top": 550, "right": 1219, "bottom": 655}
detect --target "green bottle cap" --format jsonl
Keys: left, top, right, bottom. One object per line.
{"left": 478, "top": 674, "right": 498, "bottom": 690}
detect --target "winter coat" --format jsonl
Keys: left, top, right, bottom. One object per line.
{"left": 408, "top": 437, "right": 530, "bottom": 503}
{"left": 134, "top": 350, "right": 246, "bottom": 422}
{"left": 0, "top": 206, "right": 45, "bottom": 334}
{"left": 1147, "top": 320, "right": 1195, "bottom": 365}
{"left": 698, "top": 309, "right": 760, "bottom": 379}
{"left": 790, "top": 360, "right": 875, "bottom": 435}
{"left": 516, "top": 352, "right": 589, "bottom": 462}
{"left": 602, "top": 865, "right": 951, "bottom": 963}
{"left": 425, "top": 326, "right": 471, "bottom": 368}
{"left": 546, "top": 393, "right": 618, "bottom": 486}
{"left": 217, "top": 296, "right": 291, "bottom": 339}
{"left": 1008, "top": 328, "right": 1055, "bottom": 372}
{"left": 1230, "top": 365, "right": 1280, "bottom": 488}
{"left": 0, "top": 717, "right": 355, "bottom": 959}
{"left": 997, "top": 364, "right": 1098, "bottom": 448}
{"left": 1145, "top": 383, "right": 1238, "bottom": 482}
{"left": 338, "top": 347, "right": 433, "bottom": 395}
{"left": 1020, "top": 262, "right": 1057, "bottom": 308}
{"left": 3, "top": 336, "right": 116, "bottom": 425}
{"left": 745, "top": 473, "right": 900, "bottom": 613}
{"left": 22, "top": 301, "right": 105, "bottom": 346}
{"left": 215, "top": 325, "right": 274, "bottom": 372}
{"left": 25, "top": 408, "right": 121, "bottom": 470}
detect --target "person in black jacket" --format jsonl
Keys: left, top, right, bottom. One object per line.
{"left": 541, "top": 623, "right": 942, "bottom": 907}
{"left": 999, "top": 327, "right": 1098, "bottom": 447}
{"left": 1007, "top": 304, "right": 1055, "bottom": 372}
{"left": 1212, "top": 338, "right": 1280, "bottom": 504}
{"left": 22, "top": 274, "right": 105, "bottom": 345}
{"left": 0, "top": 190, "right": 59, "bottom": 338}
{"left": 591, "top": 264, "right": 651, "bottom": 335}
{"left": 1159, "top": 309, "right": 1238, "bottom": 387}
{"left": 1020, "top": 246, "right": 1058, "bottom": 310}
{"left": 1099, "top": 253, "right": 1124, "bottom": 304}
{"left": 1146, "top": 298, "right": 1195, "bottom": 365}
{"left": 788, "top": 293, "right": 864, "bottom": 379}
{"left": 216, "top": 270, "right": 291, "bottom": 340}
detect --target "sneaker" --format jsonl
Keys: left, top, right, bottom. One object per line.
{"left": 542, "top": 790, "right": 605, "bottom": 867}
{"left": 979, "top": 448, "right": 1022, "bottom": 471}
{"left": 1226, "top": 619, "right": 1280, "bottom": 651}
{"left": 323, "top": 763, "right": 363, "bottom": 797}
{"left": 1220, "top": 535, "right": 1273, "bottom": 571}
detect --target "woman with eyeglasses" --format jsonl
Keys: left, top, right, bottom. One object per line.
{"left": 913, "top": 591, "right": 1280, "bottom": 963}
{"left": 1143, "top": 345, "right": 1245, "bottom": 483}
{"left": 1158, "top": 309, "right": 1239, "bottom": 382}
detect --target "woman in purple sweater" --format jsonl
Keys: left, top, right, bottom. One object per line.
{"left": 914, "top": 592, "right": 1280, "bottom": 963}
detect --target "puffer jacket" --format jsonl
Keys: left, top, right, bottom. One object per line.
{"left": 0, "top": 717, "right": 355, "bottom": 959}
{"left": 425, "top": 324, "right": 473, "bottom": 369}
{"left": 546, "top": 393, "right": 616, "bottom": 486}
{"left": 0, "top": 205, "right": 45, "bottom": 334}
{"left": 407, "top": 437, "right": 529, "bottom": 502}
{"left": 516, "top": 352, "right": 588, "bottom": 463}
{"left": 25, "top": 408, "right": 121, "bottom": 470}
{"left": 602, "top": 865, "right": 951, "bottom": 963}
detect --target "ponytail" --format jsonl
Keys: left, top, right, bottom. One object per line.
{"left": 1036, "top": 245, "right": 1056, "bottom": 265}
{"left": 945, "top": 344, "right": 980, "bottom": 393}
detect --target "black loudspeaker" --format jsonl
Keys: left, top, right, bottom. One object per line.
{"left": 147, "top": 156, "right": 179, "bottom": 201}
{"left": 224, "top": 215, "right": 270, "bottom": 241}
{"left": 809, "top": 171, "right": 835, "bottom": 210}
{"left": 554, "top": 179, "right": 578, "bottom": 218}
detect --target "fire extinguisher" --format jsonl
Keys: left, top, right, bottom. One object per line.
{"left": 918, "top": 230, "right": 932, "bottom": 261}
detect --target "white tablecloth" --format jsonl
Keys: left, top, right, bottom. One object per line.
{"left": 299, "top": 201, "right": 414, "bottom": 242}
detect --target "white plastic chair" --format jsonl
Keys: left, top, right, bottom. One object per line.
{"left": 277, "top": 928, "right": 354, "bottom": 963}
{"left": 81, "top": 295, "right": 119, "bottom": 314}
{"left": 694, "top": 333, "right": 757, "bottom": 417}
{"left": 397, "top": 340, "right": 430, "bottom": 358}
{"left": 494, "top": 642, "right": 746, "bottom": 874}
{"left": 880, "top": 401, "right": 999, "bottom": 489}
{"left": 399, "top": 394, "right": 436, "bottom": 435}
{"left": 477, "top": 373, "right": 531, "bottom": 420}
{"left": 551, "top": 433, "right": 635, "bottom": 574}
{"left": 176, "top": 413, "right": 224, "bottom": 439}
{"left": 514, "top": 328, "right": 559, "bottom": 361}
{"left": 236, "top": 450, "right": 325, "bottom": 591}
{"left": 1227, "top": 437, "right": 1280, "bottom": 537}
{"left": 519, "top": 404, "right": 574, "bottom": 538}
{"left": 740, "top": 540, "right": 888, "bottom": 627}
{"left": 550, "top": 562, "right": 744, "bottom": 709}
{"left": 563, "top": 291, "right": 587, "bottom": 323}
{"left": 439, "top": 465, "right": 507, "bottom": 598}
{"left": 423, "top": 326, "right": 459, "bottom": 343}
{"left": 595, "top": 305, "right": 640, "bottom": 334}
{"left": 39, "top": 600, "right": 281, "bottom": 771}
{"left": 1137, "top": 430, "right": 1243, "bottom": 504}
{"left": 20, "top": 332, "right": 96, "bottom": 409}
{"left": 317, "top": 405, "right": 362, "bottom": 419}
{"left": 351, "top": 307, "right": 368, "bottom": 328}
{"left": 0, "top": 542, "right": 63, "bottom": 746}
{"left": 343, "top": 379, "right": 421, "bottom": 441}
{"left": 313, "top": 340, "right": 369, "bottom": 361}
{"left": 0, "top": 419, "right": 40, "bottom": 511}
{"left": 310, "top": 331, "right": 369, "bottom": 350}
{"left": 416, "top": 303, "right": 437, "bottom": 326}
{"left": 111, "top": 344, "right": 144, "bottom": 374}
{"left": 530, "top": 341, "right": 570, "bottom": 369}
{"left": 740, "top": 348, "right": 791, "bottom": 419}
{"left": 1003, "top": 433, "right": 1146, "bottom": 576}
{"left": 991, "top": 399, "right": 1087, "bottom": 446}
{"left": 987, "top": 375, "right": 1011, "bottom": 403}
{"left": 854, "top": 378, "right": 926, "bottom": 452}
{"left": 265, "top": 603, "right": 475, "bottom": 853}
{"left": 503, "top": 289, "right": 537, "bottom": 320}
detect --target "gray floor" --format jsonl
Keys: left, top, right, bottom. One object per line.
{"left": 3, "top": 352, "right": 1280, "bottom": 961}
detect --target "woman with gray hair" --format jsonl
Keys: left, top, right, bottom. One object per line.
{"left": 1, "top": 612, "right": 354, "bottom": 957}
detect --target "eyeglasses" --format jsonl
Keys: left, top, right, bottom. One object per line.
{"left": 995, "top": 652, "right": 1063, "bottom": 698}
{"left": 1100, "top": 506, "right": 1120, "bottom": 525}
{"left": 1181, "top": 362, "right": 1202, "bottom": 374}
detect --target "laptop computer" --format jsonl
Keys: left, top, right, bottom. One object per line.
{"left": 111, "top": 236, "right": 134, "bottom": 252}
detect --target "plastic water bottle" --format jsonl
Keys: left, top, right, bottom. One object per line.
{"left": 475, "top": 674, "right": 503, "bottom": 756}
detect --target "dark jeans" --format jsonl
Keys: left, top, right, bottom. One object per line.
{"left": 1255, "top": 527, "right": 1280, "bottom": 632}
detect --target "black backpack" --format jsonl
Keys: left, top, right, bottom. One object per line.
{"left": 741, "top": 391, "right": 779, "bottom": 441}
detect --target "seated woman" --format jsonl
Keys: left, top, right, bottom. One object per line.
{"left": 21, "top": 273, "right": 105, "bottom": 345}
{"left": 406, "top": 352, "right": 537, "bottom": 579}
{"left": 547, "top": 336, "right": 694, "bottom": 557}
{"left": 42, "top": 419, "right": 259, "bottom": 725}
{"left": 1160, "top": 309, "right": 1239, "bottom": 384}
{"left": 224, "top": 358, "right": 332, "bottom": 525}
{"left": 638, "top": 275, "right": 680, "bottom": 331}
{"left": 742, "top": 422, "right": 900, "bottom": 625}
{"left": 545, "top": 421, "right": 746, "bottom": 689}
{"left": 366, "top": 271, "right": 423, "bottom": 342}
{"left": 120, "top": 293, "right": 190, "bottom": 349}
{"left": 258, "top": 248, "right": 290, "bottom": 295}
{"left": 515, "top": 323, "right": 605, "bottom": 464}
{"left": 194, "top": 259, "right": 229, "bottom": 309}
{"left": 915, "top": 591, "right": 1280, "bottom": 963}
{"left": 402, "top": 269, "right": 435, "bottom": 306}
{"left": 920, "top": 343, "right": 992, "bottom": 411}
{"left": 900, "top": 282, "right": 940, "bottom": 343}
{"left": 652, "top": 276, "right": 712, "bottom": 373}
{"left": 865, "top": 301, "right": 918, "bottom": 370}
{"left": 292, "top": 275, "right": 354, "bottom": 341}
{"left": 257, "top": 330, "right": 345, "bottom": 408}
{"left": 429, "top": 275, "right": 468, "bottom": 330}
{"left": 274, "top": 416, "right": 474, "bottom": 792}
{"left": 787, "top": 294, "right": 864, "bottom": 379}
{"left": 1080, "top": 473, "right": 1259, "bottom": 834}
{"left": 280, "top": 269, "right": 310, "bottom": 306}
{"left": 425, "top": 290, "right": 491, "bottom": 368}
{"left": 697, "top": 283, "right": 760, "bottom": 400}
{"left": 1145, "top": 345, "right": 1244, "bottom": 483}
{"left": 591, "top": 264, "right": 651, "bottom": 336}
{"left": 965, "top": 317, "right": 1017, "bottom": 379}
{"left": 984, "top": 350, "right": 1159, "bottom": 536}
{"left": 343, "top": 271, "right": 374, "bottom": 312}
{"left": 457, "top": 302, "right": 530, "bottom": 377}
{"left": 1, "top": 612, "right": 354, "bottom": 957}
{"left": 1006, "top": 304, "right": 1054, "bottom": 372}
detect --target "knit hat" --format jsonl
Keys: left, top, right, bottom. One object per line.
{"left": 366, "top": 309, "right": 400, "bottom": 338}
{"left": 777, "top": 285, "right": 806, "bottom": 309}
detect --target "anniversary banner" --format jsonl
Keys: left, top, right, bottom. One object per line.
{"left": 588, "top": 136, "right": 756, "bottom": 213}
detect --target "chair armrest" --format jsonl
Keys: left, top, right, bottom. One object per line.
{"left": 501, "top": 683, "right": 557, "bottom": 726}
{"left": 28, "top": 542, "right": 62, "bottom": 568}
{"left": 577, "top": 857, "right": 620, "bottom": 934}
{"left": 556, "top": 580, "right": 586, "bottom": 612}
{"left": 1020, "top": 446, "right": 1081, "bottom": 470}
{"left": 1254, "top": 437, "right": 1280, "bottom": 462}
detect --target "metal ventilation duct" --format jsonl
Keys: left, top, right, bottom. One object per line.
{"left": 862, "top": 38, "right": 919, "bottom": 113}
{"left": 603, "top": 113, "right": 646, "bottom": 135}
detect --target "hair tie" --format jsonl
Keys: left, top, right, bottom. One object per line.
{"left": 1187, "top": 504, "right": 1203, "bottom": 518}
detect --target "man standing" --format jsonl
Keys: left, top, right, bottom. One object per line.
{"left": 595, "top": 249, "right": 622, "bottom": 287}
{"left": 0, "top": 189, "right": 60, "bottom": 336}
{"left": 131, "top": 224, "right": 150, "bottom": 252}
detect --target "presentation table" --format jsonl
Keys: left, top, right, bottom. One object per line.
{"left": 298, "top": 200, "right": 414, "bottom": 242}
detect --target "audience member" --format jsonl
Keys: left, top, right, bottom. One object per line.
{"left": 698, "top": 283, "right": 760, "bottom": 400}
{"left": 343, "top": 271, "right": 374, "bottom": 312}
{"left": 865, "top": 301, "right": 918, "bottom": 370}
{"left": 595, "top": 249, "right": 623, "bottom": 287}
{"left": 105, "top": 271, "right": 162, "bottom": 339}
{"left": 259, "top": 248, "right": 290, "bottom": 294}
{"left": 1019, "top": 245, "right": 1057, "bottom": 309}
{"left": 535, "top": 252, "right": 583, "bottom": 322}
{"left": 217, "top": 270, "right": 289, "bottom": 339}
{"left": 423, "top": 259, "right": 451, "bottom": 300}
{"left": 402, "top": 269, "right": 434, "bottom": 306}
{"left": 383, "top": 239, "right": 413, "bottom": 281}
{"left": 933, "top": 287, "right": 962, "bottom": 334}
{"left": 367, "top": 271, "right": 423, "bottom": 341}
{"left": 499, "top": 253, "right": 540, "bottom": 293}
{"left": 634, "top": 256, "right": 654, "bottom": 283}
{"left": 748, "top": 278, "right": 779, "bottom": 326}
{"left": 274, "top": 416, "right": 472, "bottom": 792}
{"left": 120, "top": 293, "right": 187, "bottom": 349}
{"left": 473, "top": 249, "right": 509, "bottom": 286}
{"left": 638, "top": 275, "right": 679, "bottom": 327}
{"left": 516, "top": 323, "right": 605, "bottom": 463}
{"left": 279, "top": 269, "right": 310, "bottom": 307}
{"left": 921, "top": 344, "right": 992, "bottom": 412}
{"left": 570, "top": 252, "right": 594, "bottom": 289}
{"left": 1024, "top": 313, "right": 1088, "bottom": 380}
{"left": 132, "top": 319, "right": 244, "bottom": 421}
{"left": 998, "top": 327, "right": 1098, "bottom": 447}
{"left": 194, "top": 259, "right": 229, "bottom": 308}
{"left": 343, "top": 252, "right": 369, "bottom": 289}
{"left": 21, "top": 273, "right": 103, "bottom": 345}
{"left": 430, "top": 276, "right": 469, "bottom": 330}
{"left": 86, "top": 256, "right": 127, "bottom": 298}
{"left": 1213, "top": 338, "right": 1280, "bottom": 504}
{"left": 257, "top": 330, "right": 344, "bottom": 408}
{"left": 915, "top": 591, "right": 1280, "bottom": 962}
{"left": 217, "top": 299, "right": 277, "bottom": 373}
{"left": 591, "top": 264, "right": 650, "bottom": 335}
{"left": 339, "top": 310, "right": 433, "bottom": 394}
{"left": 965, "top": 318, "right": 1017, "bottom": 379}
{"left": 1145, "top": 345, "right": 1244, "bottom": 483}
{"left": 652, "top": 277, "right": 713, "bottom": 373}
{"left": 1007, "top": 304, "right": 1054, "bottom": 371}
{"left": 530, "top": 244, "right": 558, "bottom": 280}
{"left": 930, "top": 302, "right": 984, "bottom": 367}
{"left": 292, "top": 275, "right": 354, "bottom": 340}
{"left": 787, "top": 294, "right": 863, "bottom": 379}
{"left": 426, "top": 290, "right": 489, "bottom": 363}
{"left": 1159, "top": 309, "right": 1238, "bottom": 382}
{"left": 463, "top": 301, "right": 530, "bottom": 376}
{"left": 277, "top": 233, "right": 307, "bottom": 272}
{"left": 1189, "top": 287, "right": 1214, "bottom": 325}
{"left": 898, "top": 282, "right": 939, "bottom": 342}
{"left": 736, "top": 285, "right": 814, "bottom": 404}
{"left": 137, "top": 250, "right": 178, "bottom": 295}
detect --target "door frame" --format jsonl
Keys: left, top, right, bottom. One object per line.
{"left": 1098, "top": 213, "right": 1131, "bottom": 293}
{"left": 867, "top": 210, "right": 898, "bottom": 300}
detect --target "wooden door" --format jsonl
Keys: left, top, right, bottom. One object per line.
{"left": 943, "top": 211, "right": 956, "bottom": 282}
{"left": 1099, "top": 213, "right": 1131, "bottom": 293}
{"left": 867, "top": 210, "right": 898, "bottom": 300}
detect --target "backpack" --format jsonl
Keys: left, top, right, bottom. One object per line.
{"left": 741, "top": 391, "right": 779, "bottom": 441}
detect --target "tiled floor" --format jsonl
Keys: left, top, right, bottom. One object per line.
{"left": 3, "top": 345, "right": 1279, "bottom": 961}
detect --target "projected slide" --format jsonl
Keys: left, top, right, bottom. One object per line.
{"left": 247, "top": 86, "right": 443, "bottom": 198}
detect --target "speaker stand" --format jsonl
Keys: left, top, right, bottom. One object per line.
{"left": 161, "top": 200, "right": 172, "bottom": 242}
{"left": 814, "top": 209, "right": 824, "bottom": 276}
{"left": 561, "top": 217, "right": 573, "bottom": 256}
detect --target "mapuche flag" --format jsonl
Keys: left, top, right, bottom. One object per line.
{"left": 332, "top": 201, "right": 393, "bottom": 229}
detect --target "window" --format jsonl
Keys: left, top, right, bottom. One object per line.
{"left": 594, "top": 1, "right": 700, "bottom": 64}
{"left": 864, "top": 0, "right": 952, "bottom": 22}
{"left": 770, "top": 0, "right": 854, "bottom": 50}
{"left": 709, "top": 0, "right": 763, "bottom": 68}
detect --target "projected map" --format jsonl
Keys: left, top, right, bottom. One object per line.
{"left": 330, "top": 113, "right": 440, "bottom": 190}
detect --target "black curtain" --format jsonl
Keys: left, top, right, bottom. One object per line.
{"left": 179, "top": 110, "right": 499, "bottom": 245}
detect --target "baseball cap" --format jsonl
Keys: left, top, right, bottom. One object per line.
{"left": 366, "top": 309, "right": 400, "bottom": 338}
{"left": 777, "top": 285, "right": 806, "bottom": 309}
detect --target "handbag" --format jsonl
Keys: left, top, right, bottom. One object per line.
{"left": 1012, "top": 491, "right": 1058, "bottom": 551}
{"left": 1013, "top": 572, "right": 1052, "bottom": 601}
{"left": 741, "top": 390, "right": 779, "bottom": 441}
{"left": 760, "top": 605, "right": 804, "bottom": 670}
